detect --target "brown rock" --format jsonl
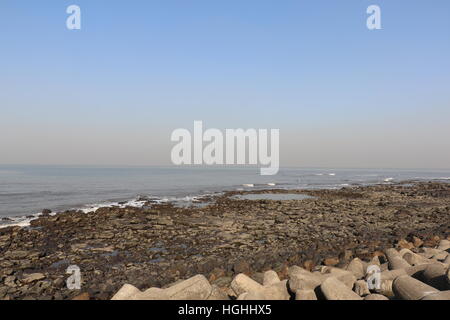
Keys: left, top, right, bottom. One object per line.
{"left": 72, "top": 292, "right": 90, "bottom": 300}
{"left": 303, "top": 260, "right": 315, "bottom": 271}
{"left": 233, "top": 260, "right": 252, "bottom": 275}
{"left": 412, "top": 237, "right": 424, "bottom": 248}
{"left": 324, "top": 257, "right": 340, "bottom": 267}
{"left": 397, "top": 239, "right": 414, "bottom": 250}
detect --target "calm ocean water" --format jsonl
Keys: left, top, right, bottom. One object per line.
{"left": 1, "top": 165, "right": 449, "bottom": 227}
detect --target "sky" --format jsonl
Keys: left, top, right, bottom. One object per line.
{"left": 1, "top": 0, "right": 450, "bottom": 168}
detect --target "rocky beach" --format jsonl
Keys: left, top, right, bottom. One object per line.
{"left": 0, "top": 181, "right": 449, "bottom": 300}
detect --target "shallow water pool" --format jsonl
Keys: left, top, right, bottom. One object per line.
{"left": 232, "top": 193, "right": 315, "bottom": 201}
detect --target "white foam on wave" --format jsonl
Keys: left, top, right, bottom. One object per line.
{"left": 384, "top": 177, "right": 394, "bottom": 182}
{"left": 0, "top": 212, "right": 43, "bottom": 229}
{"left": 0, "top": 193, "right": 219, "bottom": 229}
{"left": 267, "top": 183, "right": 276, "bottom": 186}
{"left": 242, "top": 184, "right": 254, "bottom": 187}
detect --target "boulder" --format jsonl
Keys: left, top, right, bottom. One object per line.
{"left": 402, "top": 250, "right": 432, "bottom": 266}
{"left": 437, "top": 240, "right": 450, "bottom": 251}
{"left": 385, "top": 248, "right": 411, "bottom": 270}
{"left": 111, "top": 284, "right": 141, "bottom": 300}
{"left": 231, "top": 273, "right": 263, "bottom": 296}
{"left": 412, "top": 237, "right": 424, "bottom": 248}
{"left": 263, "top": 270, "right": 280, "bottom": 286}
{"left": 324, "top": 257, "right": 340, "bottom": 267}
{"left": 237, "top": 291, "right": 266, "bottom": 300}
{"left": 374, "top": 280, "right": 395, "bottom": 298}
{"left": 132, "top": 288, "right": 170, "bottom": 300}
{"left": 380, "top": 269, "right": 407, "bottom": 281}
{"left": 354, "top": 280, "right": 370, "bottom": 296}
{"left": 319, "top": 266, "right": 356, "bottom": 289}
{"left": 295, "top": 289, "right": 317, "bottom": 300}
{"left": 421, "top": 248, "right": 448, "bottom": 260}
{"left": 364, "top": 294, "right": 389, "bottom": 300}
{"left": 320, "top": 277, "right": 362, "bottom": 300}
{"left": 393, "top": 275, "right": 439, "bottom": 300}
{"left": 207, "top": 285, "right": 230, "bottom": 300}
{"left": 444, "top": 255, "right": 450, "bottom": 265}
{"left": 447, "top": 268, "right": 450, "bottom": 286}
{"left": 288, "top": 266, "right": 323, "bottom": 291}
{"left": 263, "top": 280, "right": 290, "bottom": 300}
{"left": 421, "top": 290, "right": 450, "bottom": 300}
{"left": 346, "top": 258, "right": 365, "bottom": 279}
{"left": 164, "top": 275, "right": 212, "bottom": 300}
{"left": 421, "top": 264, "right": 449, "bottom": 290}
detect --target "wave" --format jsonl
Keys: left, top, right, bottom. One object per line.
{"left": 0, "top": 193, "right": 219, "bottom": 229}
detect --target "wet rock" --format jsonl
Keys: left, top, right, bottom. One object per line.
{"left": 22, "top": 273, "right": 46, "bottom": 284}
{"left": 5, "top": 250, "right": 28, "bottom": 260}
{"left": 4, "top": 276, "right": 18, "bottom": 288}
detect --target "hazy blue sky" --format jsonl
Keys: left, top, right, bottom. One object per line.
{"left": 1, "top": 0, "right": 449, "bottom": 168}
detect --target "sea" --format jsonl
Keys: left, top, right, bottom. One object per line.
{"left": 1, "top": 165, "right": 449, "bottom": 228}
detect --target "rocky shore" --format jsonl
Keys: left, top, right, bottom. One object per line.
{"left": 0, "top": 181, "right": 449, "bottom": 300}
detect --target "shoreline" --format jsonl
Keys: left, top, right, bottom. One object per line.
{"left": 2, "top": 178, "right": 449, "bottom": 229}
{"left": 0, "top": 181, "right": 449, "bottom": 300}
